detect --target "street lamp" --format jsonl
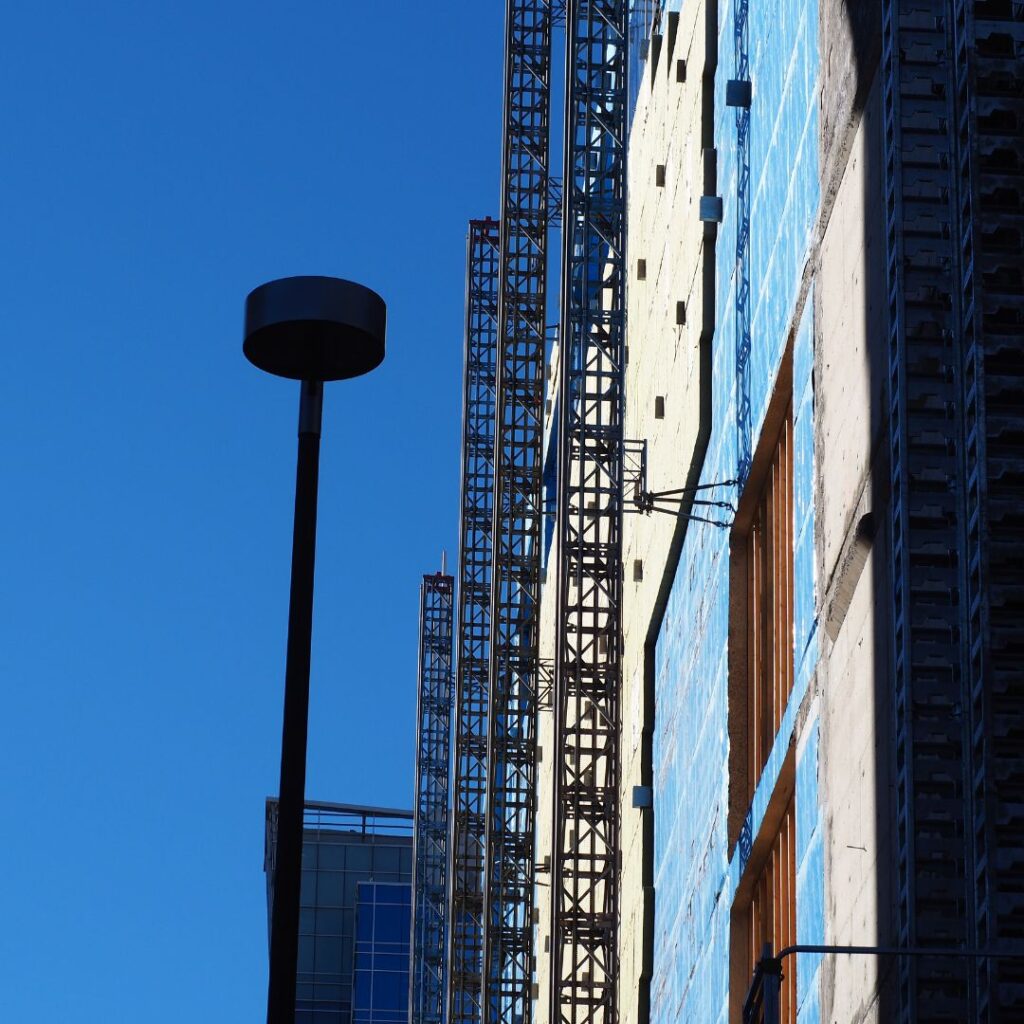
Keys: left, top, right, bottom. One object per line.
{"left": 244, "top": 276, "right": 386, "bottom": 1024}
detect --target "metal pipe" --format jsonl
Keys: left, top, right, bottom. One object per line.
{"left": 266, "top": 378, "right": 324, "bottom": 1024}
{"left": 744, "top": 944, "right": 1024, "bottom": 1023}
{"left": 776, "top": 944, "right": 1024, "bottom": 964}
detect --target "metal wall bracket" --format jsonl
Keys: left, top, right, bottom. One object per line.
{"left": 624, "top": 438, "right": 735, "bottom": 527}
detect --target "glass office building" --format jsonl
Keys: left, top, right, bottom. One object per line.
{"left": 265, "top": 800, "right": 413, "bottom": 1024}
{"left": 353, "top": 882, "right": 412, "bottom": 1024}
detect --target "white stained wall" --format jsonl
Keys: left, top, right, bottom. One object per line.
{"left": 815, "top": 69, "right": 895, "bottom": 1024}
{"left": 620, "top": 6, "right": 709, "bottom": 1024}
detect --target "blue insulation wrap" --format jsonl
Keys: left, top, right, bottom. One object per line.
{"left": 796, "top": 714, "right": 825, "bottom": 1019}
{"left": 650, "top": 1, "right": 821, "bottom": 1022}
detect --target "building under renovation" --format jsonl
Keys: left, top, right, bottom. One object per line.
{"left": 407, "top": 1, "right": 1024, "bottom": 1023}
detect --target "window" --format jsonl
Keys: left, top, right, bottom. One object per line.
{"left": 745, "top": 398, "right": 794, "bottom": 799}
{"left": 746, "top": 793, "right": 797, "bottom": 1023}
{"left": 728, "top": 352, "right": 797, "bottom": 1022}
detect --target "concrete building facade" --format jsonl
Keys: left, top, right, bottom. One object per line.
{"left": 621, "top": 2, "right": 829, "bottom": 1020}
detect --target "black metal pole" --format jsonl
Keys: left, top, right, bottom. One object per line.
{"left": 267, "top": 378, "right": 324, "bottom": 1024}
{"left": 758, "top": 943, "right": 781, "bottom": 1024}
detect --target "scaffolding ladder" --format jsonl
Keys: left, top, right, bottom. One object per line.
{"left": 883, "top": 0, "right": 1024, "bottom": 1018}
{"left": 412, "top": 572, "right": 455, "bottom": 1024}
{"left": 550, "top": 7, "right": 629, "bottom": 1024}
{"left": 448, "top": 218, "right": 501, "bottom": 1024}
{"left": 482, "top": 1, "right": 556, "bottom": 1023}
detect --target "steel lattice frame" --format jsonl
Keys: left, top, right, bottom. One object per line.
{"left": 882, "top": 1, "right": 1024, "bottom": 1019}
{"left": 482, "top": 1, "right": 555, "bottom": 1023}
{"left": 882, "top": 2, "right": 975, "bottom": 1017}
{"left": 550, "top": 6, "right": 628, "bottom": 1024}
{"left": 413, "top": 573, "right": 455, "bottom": 1024}
{"left": 956, "top": 5, "right": 1024, "bottom": 1014}
{"left": 448, "top": 219, "right": 501, "bottom": 1024}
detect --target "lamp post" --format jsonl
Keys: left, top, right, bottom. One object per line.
{"left": 244, "top": 276, "right": 386, "bottom": 1024}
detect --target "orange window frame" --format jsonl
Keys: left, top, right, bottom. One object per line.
{"left": 748, "top": 793, "right": 798, "bottom": 1024}
{"left": 746, "top": 400, "right": 794, "bottom": 800}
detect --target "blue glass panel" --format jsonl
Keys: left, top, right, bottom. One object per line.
{"left": 319, "top": 841, "right": 347, "bottom": 870}
{"left": 347, "top": 842, "right": 372, "bottom": 872}
{"left": 371, "top": 905, "right": 406, "bottom": 939}
{"left": 297, "top": 935, "right": 314, "bottom": 973}
{"left": 373, "top": 974, "right": 406, "bottom": 1012}
{"left": 314, "top": 936, "right": 342, "bottom": 972}
{"left": 372, "top": 846, "right": 401, "bottom": 874}
{"left": 300, "top": 870, "right": 316, "bottom": 905}
{"left": 317, "top": 908, "right": 344, "bottom": 935}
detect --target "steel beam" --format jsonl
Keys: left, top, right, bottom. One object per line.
{"left": 482, "top": 2, "right": 556, "bottom": 1023}
{"left": 412, "top": 572, "right": 455, "bottom": 1024}
{"left": 448, "top": 219, "right": 501, "bottom": 1024}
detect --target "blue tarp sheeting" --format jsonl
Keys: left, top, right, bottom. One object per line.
{"left": 649, "top": 1, "right": 823, "bottom": 1020}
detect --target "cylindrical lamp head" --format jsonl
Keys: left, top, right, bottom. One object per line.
{"left": 244, "top": 276, "right": 386, "bottom": 381}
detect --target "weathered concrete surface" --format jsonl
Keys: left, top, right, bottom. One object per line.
{"left": 813, "top": 4, "right": 896, "bottom": 1015}
{"left": 622, "top": 5, "right": 709, "bottom": 1024}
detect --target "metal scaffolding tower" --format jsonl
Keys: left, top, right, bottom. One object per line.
{"left": 961, "top": 6, "right": 1024, "bottom": 1013}
{"left": 550, "top": 6, "right": 628, "bottom": 1024}
{"left": 482, "top": 0, "right": 555, "bottom": 1022}
{"left": 413, "top": 571, "right": 455, "bottom": 1024}
{"left": 882, "top": 0, "right": 1024, "bottom": 1019}
{"left": 448, "top": 218, "right": 501, "bottom": 1024}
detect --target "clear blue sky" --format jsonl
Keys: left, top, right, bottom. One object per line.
{"left": 0, "top": 3, "right": 502, "bottom": 1018}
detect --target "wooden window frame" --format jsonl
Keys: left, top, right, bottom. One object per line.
{"left": 728, "top": 347, "right": 794, "bottom": 849}
{"left": 729, "top": 766, "right": 798, "bottom": 1024}
{"left": 728, "top": 346, "right": 798, "bottom": 1023}
{"left": 746, "top": 395, "right": 794, "bottom": 797}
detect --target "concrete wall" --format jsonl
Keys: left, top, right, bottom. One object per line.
{"left": 813, "top": 3, "right": 895, "bottom": 1019}
{"left": 622, "top": 4, "right": 710, "bottom": 1024}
